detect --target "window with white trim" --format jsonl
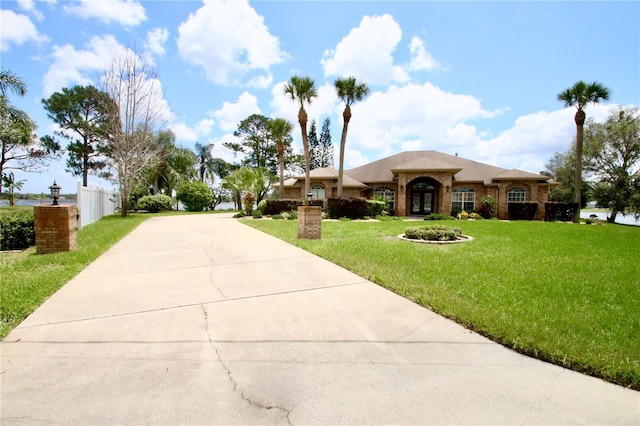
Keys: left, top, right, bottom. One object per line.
{"left": 507, "top": 186, "right": 526, "bottom": 202}
{"left": 310, "top": 183, "right": 325, "bottom": 200}
{"left": 374, "top": 186, "right": 395, "bottom": 210}
{"left": 452, "top": 186, "right": 475, "bottom": 212}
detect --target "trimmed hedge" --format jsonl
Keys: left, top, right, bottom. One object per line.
{"left": 0, "top": 212, "right": 35, "bottom": 251}
{"left": 136, "top": 194, "right": 173, "bottom": 212}
{"left": 264, "top": 199, "right": 323, "bottom": 215}
{"left": 404, "top": 225, "right": 462, "bottom": 241}
{"left": 508, "top": 202, "right": 539, "bottom": 220}
{"left": 327, "top": 197, "right": 366, "bottom": 219}
{"left": 545, "top": 202, "right": 579, "bottom": 222}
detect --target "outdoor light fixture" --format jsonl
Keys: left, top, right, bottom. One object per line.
{"left": 446, "top": 185, "right": 450, "bottom": 193}
{"left": 307, "top": 192, "right": 313, "bottom": 202}
{"left": 49, "top": 180, "right": 61, "bottom": 205}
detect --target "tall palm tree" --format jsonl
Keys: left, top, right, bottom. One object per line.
{"left": 283, "top": 76, "right": 317, "bottom": 198}
{"left": 194, "top": 142, "right": 215, "bottom": 184}
{"left": 267, "top": 117, "right": 293, "bottom": 198}
{"left": 557, "top": 81, "right": 610, "bottom": 222}
{"left": 334, "top": 76, "right": 369, "bottom": 197}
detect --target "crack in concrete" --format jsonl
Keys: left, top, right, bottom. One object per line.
{"left": 200, "top": 305, "right": 293, "bottom": 425}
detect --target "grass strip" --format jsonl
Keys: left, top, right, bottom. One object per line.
{"left": 244, "top": 218, "right": 640, "bottom": 389}
{"left": 0, "top": 214, "right": 147, "bottom": 339}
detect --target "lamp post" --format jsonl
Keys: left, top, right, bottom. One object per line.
{"left": 49, "top": 181, "right": 61, "bottom": 205}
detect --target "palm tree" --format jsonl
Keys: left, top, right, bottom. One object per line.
{"left": 267, "top": 117, "right": 293, "bottom": 198}
{"left": 283, "top": 76, "right": 317, "bottom": 198}
{"left": 194, "top": 142, "right": 215, "bottom": 184}
{"left": 0, "top": 70, "right": 27, "bottom": 97}
{"left": 557, "top": 81, "right": 610, "bottom": 222}
{"left": 334, "top": 76, "right": 369, "bottom": 197}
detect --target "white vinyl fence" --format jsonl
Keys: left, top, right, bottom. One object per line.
{"left": 77, "top": 182, "right": 121, "bottom": 229}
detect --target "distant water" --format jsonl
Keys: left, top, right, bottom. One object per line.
{"left": 0, "top": 199, "right": 75, "bottom": 206}
{"left": 580, "top": 211, "right": 640, "bottom": 226}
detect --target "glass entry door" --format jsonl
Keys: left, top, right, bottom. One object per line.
{"left": 411, "top": 190, "right": 433, "bottom": 215}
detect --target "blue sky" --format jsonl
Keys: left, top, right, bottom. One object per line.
{"left": 2, "top": 0, "right": 638, "bottom": 194}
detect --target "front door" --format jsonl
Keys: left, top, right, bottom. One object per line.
{"left": 411, "top": 185, "right": 434, "bottom": 215}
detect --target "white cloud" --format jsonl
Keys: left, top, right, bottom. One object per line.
{"left": 212, "top": 91, "right": 261, "bottom": 132}
{"left": 321, "top": 14, "right": 409, "bottom": 84}
{"left": 473, "top": 103, "right": 615, "bottom": 171}
{"left": 170, "top": 122, "right": 198, "bottom": 142}
{"left": 341, "top": 82, "right": 501, "bottom": 165}
{"left": 170, "top": 118, "right": 216, "bottom": 143}
{"left": 16, "top": 0, "right": 44, "bottom": 21}
{"left": 195, "top": 118, "right": 215, "bottom": 135}
{"left": 0, "top": 9, "right": 49, "bottom": 51}
{"left": 405, "top": 36, "right": 440, "bottom": 72}
{"left": 145, "top": 27, "right": 169, "bottom": 56}
{"left": 269, "top": 81, "right": 338, "bottom": 152}
{"left": 63, "top": 0, "right": 146, "bottom": 27}
{"left": 177, "top": 0, "right": 288, "bottom": 86}
{"left": 42, "top": 35, "right": 126, "bottom": 95}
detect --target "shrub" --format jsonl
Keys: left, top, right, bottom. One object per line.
{"left": 265, "top": 199, "right": 300, "bottom": 215}
{"left": 252, "top": 210, "right": 263, "bottom": 219}
{"left": 244, "top": 192, "right": 255, "bottom": 215}
{"left": 233, "top": 211, "right": 246, "bottom": 218}
{"left": 327, "top": 197, "right": 366, "bottom": 219}
{"left": 286, "top": 210, "right": 298, "bottom": 220}
{"left": 478, "top": 195, "right": 496, "bottom": 219}
{"left": 257, "top": 199, "right": 267, "bottom": 214}
{"left": 135, "top": 194, "right": 173, "bottom": 212}
{"left": 545, "top": 202, "right": 579, "bottom": 222}
{"left": 365, "top": 199, "right": 386, "bottom": 217}
{"left": 177, "top": 181, "right": 213, "bottom": 212}
{"left": 404, "top": 225, "right": 462, "bottom": 241}
{"left": 272, "top": 214, "right": 283, "bottom": 220}
{"left": 424, "top": 213, "right": 455, "bottom": 221}
{"left": 0, "top": 211, "right": 35, "bottom": 250}
{"left": 508, "top": 202, "right": 539, "bottom": 220}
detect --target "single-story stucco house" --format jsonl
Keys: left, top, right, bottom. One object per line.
{"left": 282, "top": 150, "right": 555, "bottom": 220}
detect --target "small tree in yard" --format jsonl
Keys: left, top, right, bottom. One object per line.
{"left": 1, "top": 70, "right": 60, "bottom": 196}
{"left": 41, "top": 85, "right": 112, "bottom": 187}
{"left": 583, "top": 106, "right": 640, "bottom": 222}
{"left": 177, "top": 180, "right": 213, "bottom": 212}
{"left": 101, "top": 48, "right": 167, "bottom": 217}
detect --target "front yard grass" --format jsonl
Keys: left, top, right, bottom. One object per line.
{"left": 244, "top": 218, "right": 640, "bottom": 389}
{"left": 0, "top": 214, "right": 148, "bottom": 339}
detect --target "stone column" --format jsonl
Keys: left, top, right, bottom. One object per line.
{"left": 297, "top": 206, "right": 322, "bottom": 239}
{"left": 34, "top": 205, "right": 78, "bottom": 254}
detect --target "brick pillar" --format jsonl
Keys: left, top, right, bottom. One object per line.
{"left": 297, "top": 206, "right": 322, "bottom": 239}
{"left": 34, "top": 205, "right": 78, "bottom": 254}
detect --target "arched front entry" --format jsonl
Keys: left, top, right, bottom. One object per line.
{"left": 409, "top": 177, "right": 439, "bottom": 215}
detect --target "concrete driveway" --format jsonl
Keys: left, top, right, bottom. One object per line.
{"left": 1, "top": 214, "right": 638, "bottom": 425}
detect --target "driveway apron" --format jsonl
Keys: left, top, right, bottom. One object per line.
{"left": 1, "top": 214, "right": 638, "bottom": 425}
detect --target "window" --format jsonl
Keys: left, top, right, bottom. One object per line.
{"left": 507, "top": 186, "right": 526, "bottom": 202}
{"left": 452, "top": 187, "right": 475, "bottom": 212}
{"left": 310, "top": 183, "right": 325, "bottom": 200}
{"left": 374, "top": 186, "right": 395, "bottom": 210}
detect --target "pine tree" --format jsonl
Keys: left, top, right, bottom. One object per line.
{"left": 319, "top": 117, "right": 334, "bottom": 168}
{"left": 308, "top": 119, "right": 320, "bottom": 169}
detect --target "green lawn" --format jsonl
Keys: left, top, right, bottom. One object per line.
{"left": 244, "top": 218, "right": 640, "bottom": 389}
{"left": 0, "top": 213, "right": 148, "bottom": 339}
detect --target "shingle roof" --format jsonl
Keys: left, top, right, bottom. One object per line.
{"left": 347, "top": 150, "right": 549, "bottom": 185}
{"left": 285, "top": 167, "right": 367, "bottom": 188}
{"left": 492, "top": 169, "right": 549, "bottom": 180}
